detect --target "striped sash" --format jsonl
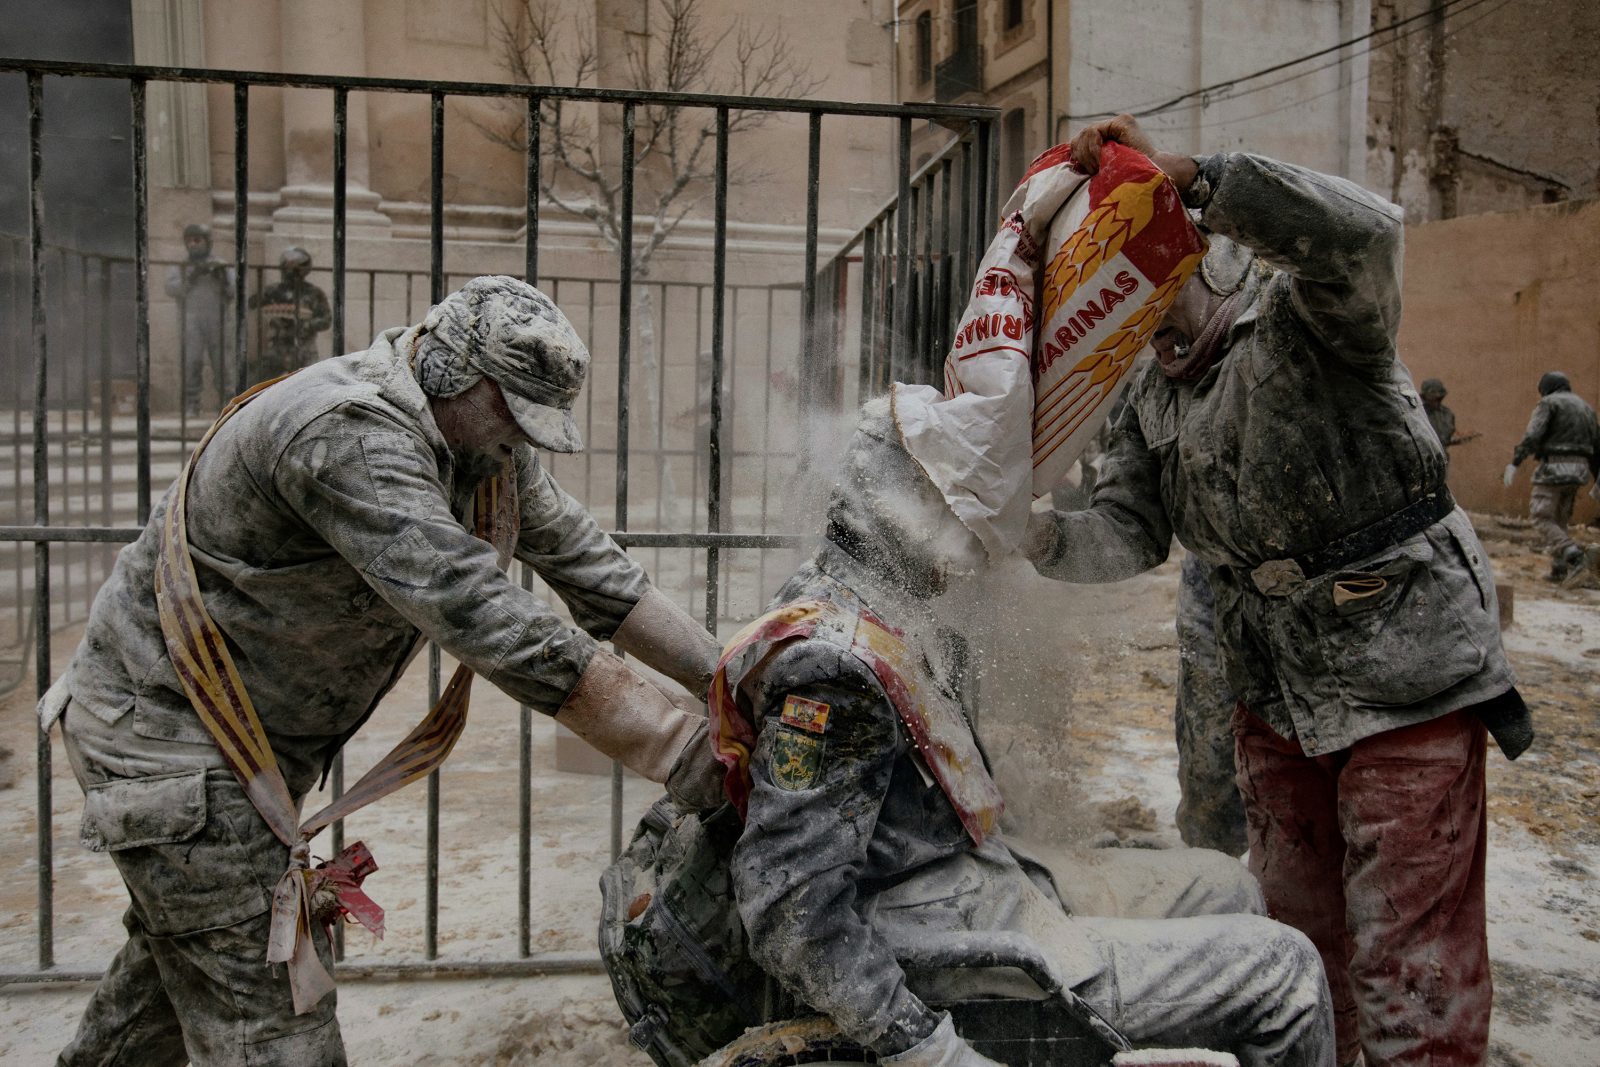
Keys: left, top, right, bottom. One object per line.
{"left": 155, "top": 376, "right": 517, "bottom": 1014}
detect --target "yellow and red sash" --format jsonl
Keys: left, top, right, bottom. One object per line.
{"left": 155, "top": 376, "right": 518, "bottom": 1014}
{"left": 708, "top": 590, "right": 1003, "bottom": 846}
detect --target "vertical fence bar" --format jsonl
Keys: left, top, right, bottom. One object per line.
{"left": 919, "top": 176, "right": 935, "bottom": 381}
{"left": 936, "top": 157, "right": 954, "bottom": 365}
{"left": 891, "top": 117, "right": 912, "bottom": 383}
{"left": 980, "top": 119, "right": 998, "bottom": 243}
{"left": 705, "top": 108, "right": 729, "bottom": 632}
{"left": 799, "top": 111, "right": 822, "bottom": 421}
{"left": 332, "top": 87, "right": 348, "bottom": 358}
{"left": 525, "top": 94, "right": 540, "bottom": 286}
{"left": 131, "top": 78, "right": 152, "bottom": 523}
{"left": 27, "top": 72, "right": 53, "bottom": 972}
{"left": 425, "top": 89, "right": 445, "bottom": 962}
{"left": 98, "top": 259, "right": 113, "bottom": 530}
{"left": 328, "top": 86, "right": 349, "bottom": 962}
{"left": 959, "top": 134, "right": 975, "bottom": 326}
{"left": 611, "top": 101, "right": 636, "bottom": 862}
{"left": 518, "top": 90, "right": 540, "bottom": 959}
{"left": 857, "top": 225, "right": 877, "bottom": 403}
{"left": 233, "top": 83, "right": 249, "bottom": 395}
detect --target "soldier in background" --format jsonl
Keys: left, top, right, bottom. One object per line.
{"left": 164, "top": 223, "right": 235, "bottom": 417}
{"left": 249, "top": 247, "right": 331, "bottom": 379}
{"left": 1507, "top": 371, "right": 1600, "bottom": 580}
{"left": 1420, "top": 378, "right": 1478, "bottom": 465}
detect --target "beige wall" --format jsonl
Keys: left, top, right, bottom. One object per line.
{"left": 188, "top": 0, "right": 898, "bottom": 251}
{"left": 1399, "top": 198, "right": 1600, "bottom": 521}
{"left": 1367, "top": 0, "right": 1600, "bottom": 223}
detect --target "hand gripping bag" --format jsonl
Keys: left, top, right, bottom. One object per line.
{"left": 897, "top": 142, "right": 1207, "bottom": 557}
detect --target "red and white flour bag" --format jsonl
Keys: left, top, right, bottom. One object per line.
{"left": 896, "top": 142, "right": 1207, "bottom": 556}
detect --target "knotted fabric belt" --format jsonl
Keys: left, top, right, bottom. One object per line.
{"left": 1248, "top": 487, "right": 1455, "bottom": 597}
{"left": 155, "top": 375, "right": 519, "bottom": 1013}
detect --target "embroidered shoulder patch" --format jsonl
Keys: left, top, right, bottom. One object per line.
{"left": 770, "top": 726, "right": 824, "bottom": 792}
{"left": 779, "top": 695, "right": 831, "bottom": 734}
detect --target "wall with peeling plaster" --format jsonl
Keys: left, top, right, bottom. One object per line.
{"left": 1398, "top": 197, "right": 1600, "bottom": 521}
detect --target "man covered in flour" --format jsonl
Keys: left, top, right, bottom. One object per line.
{"left": 1023, "top": 115, "right": 1531, "bottom": 1067}
{"left": 42, "top": 276, "right": 722, "bottom": 1066}
{"left": 692, "top": 398, "right": 1334, "bottom": 1065}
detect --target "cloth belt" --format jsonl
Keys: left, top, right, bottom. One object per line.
{"left": 155, "top": 373, "right": 519, "bottom": 1014}
{"left": 1247, "top": 487, "right": 1455, "bottom": 596}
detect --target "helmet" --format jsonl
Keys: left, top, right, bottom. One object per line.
{"left": 279, "top": 247, "right": 312, "bottom": 271}
{"left": 1538, "top": 371, "right": 1571, "bottom": 396}
{"left": 1419, "top": 378, "right": 1447, "bottom": 400}
{"left": 183, "top": 223, "right": 211, "bottom": 240}
{"left": 1196, "top": 230, "right": 1256, "bottom": 296}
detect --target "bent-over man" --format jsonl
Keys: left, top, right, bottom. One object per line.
{"left": 45, "top": 276, "right": 721, "bottom": 1066}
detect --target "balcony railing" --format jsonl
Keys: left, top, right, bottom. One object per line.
{"left": 935, "top": 41, "right": 983, "bottom": 102}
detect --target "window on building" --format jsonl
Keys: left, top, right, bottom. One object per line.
{"left": 1005, "top": 0, "right": 1025, "bottom": 31}
{"left": 955, "top": 0, "right": 978, "bottom": 51}
{"left": 915, "top": 11, "right": 932, "bottom": 85}
{"left": 1003, "top": 107, "right": 1028, "bottom": 191}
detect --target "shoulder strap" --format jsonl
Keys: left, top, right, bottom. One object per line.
{"left": 154, "top": 374, "right": 518, "bottom": 1013}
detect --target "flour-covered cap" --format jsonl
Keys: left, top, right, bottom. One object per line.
{"left": 422, "top": 275, "right": 589, "bottom": 453}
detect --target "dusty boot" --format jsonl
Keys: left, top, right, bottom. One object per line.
{"left": 1560, "top": 544, "right": 1599, "bottom": 589}
{"left": 1548, "top": 543, "right": 1584, "bottom": 582}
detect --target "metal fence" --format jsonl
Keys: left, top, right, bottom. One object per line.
{"left": 0, "top": 56, "right": 997, "bottom": 987}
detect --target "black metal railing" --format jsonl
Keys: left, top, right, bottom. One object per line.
{"left": 0, "top": 56, "right": 997, "bottom": 988}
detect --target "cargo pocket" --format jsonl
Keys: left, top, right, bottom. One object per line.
{"left": 1302, "top": 535, "right": 1486, "bottom": 710}
{"left": 81, "top": 771, "right": 277, "bottom": 936}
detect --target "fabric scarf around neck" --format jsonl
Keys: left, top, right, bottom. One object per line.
{"left": 1156, "top": 287, "right": 1245, "bottom": 381}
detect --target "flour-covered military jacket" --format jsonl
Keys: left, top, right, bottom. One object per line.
{"left": 729, "top": 546, "right": 1007, "bottom": 1057}
{"left": 51, "top": 327, "right": 648, "bottom": 794}
{"left": 1514, "top": 390, "right": 1599, "bottom": 486}
{"left": 1034, "top": 153, "right": 1516, "bottom": 755}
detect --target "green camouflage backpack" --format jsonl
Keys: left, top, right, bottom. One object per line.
{"left": 599, "top": 796, "right": 775, "bottom": 1066}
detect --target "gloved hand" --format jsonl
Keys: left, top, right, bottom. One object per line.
{"left": 611, "top": 587, "right": 723, "bottom": 699}
{"left": 665, "top": 718, "right": 726, "bottom": 812}
{"left": 881, "top": 1014, "right": 1005, "bottom": 1067}
{"left": 555, "top": 649, "right": 703, "bottom": 784}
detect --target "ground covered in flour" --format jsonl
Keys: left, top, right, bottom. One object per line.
{"left": 0, "top": 515, "right": 1594, "bottom": 1065}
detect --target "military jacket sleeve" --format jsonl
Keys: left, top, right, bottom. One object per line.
{"left": 1198, "top": 153, "right": 1404, "bottom": 371}
{"left": 512, "top": 447, "right": 648, "bottom": 640}
{"left": 1032, "top": 388, "right": 1174, "bottom": 583}
{"left": 731, "top": 642, "right": 942, "bottom": 1056}
{"left": 1513, "top": 399, "right": 1551, "bottom": 466}
{"left": 305, "top": 286, "right": 332, "bottom": 334}
{"left": 274, "top": 405, "right": 602, "bottom": 712}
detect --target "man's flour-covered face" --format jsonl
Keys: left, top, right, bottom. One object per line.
{"left": 827, "top": 398, "right": 988, "bottom": 598}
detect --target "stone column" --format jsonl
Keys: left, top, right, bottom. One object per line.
{"left": 273, "top": 0, "right": 390, "bottom": 235}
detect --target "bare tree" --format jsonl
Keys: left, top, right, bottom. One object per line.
{"left": 473, "top": 0, "right": 820, "bottom": 278}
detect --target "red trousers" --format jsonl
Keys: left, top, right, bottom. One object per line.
{"left": 1233, "top": 706, "right": 1490, "bottom": 1067}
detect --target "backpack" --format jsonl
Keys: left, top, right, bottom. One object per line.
{"left": 599, "top": 796, "right": 774, "bottom": 1067}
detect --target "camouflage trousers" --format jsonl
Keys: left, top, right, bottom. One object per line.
{"left": 1174, "top": 556, "right": 1248, "bottom": 856}
{"left": 1528, "top": 482, "right": 1581, "bottom": 559}
{"left": 57, "top": 705, "right": 346, "bottom": 1067}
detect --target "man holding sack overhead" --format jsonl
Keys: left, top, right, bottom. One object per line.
{"left": 1021, "top": 116, "right": 1530, "bottom": 1067}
